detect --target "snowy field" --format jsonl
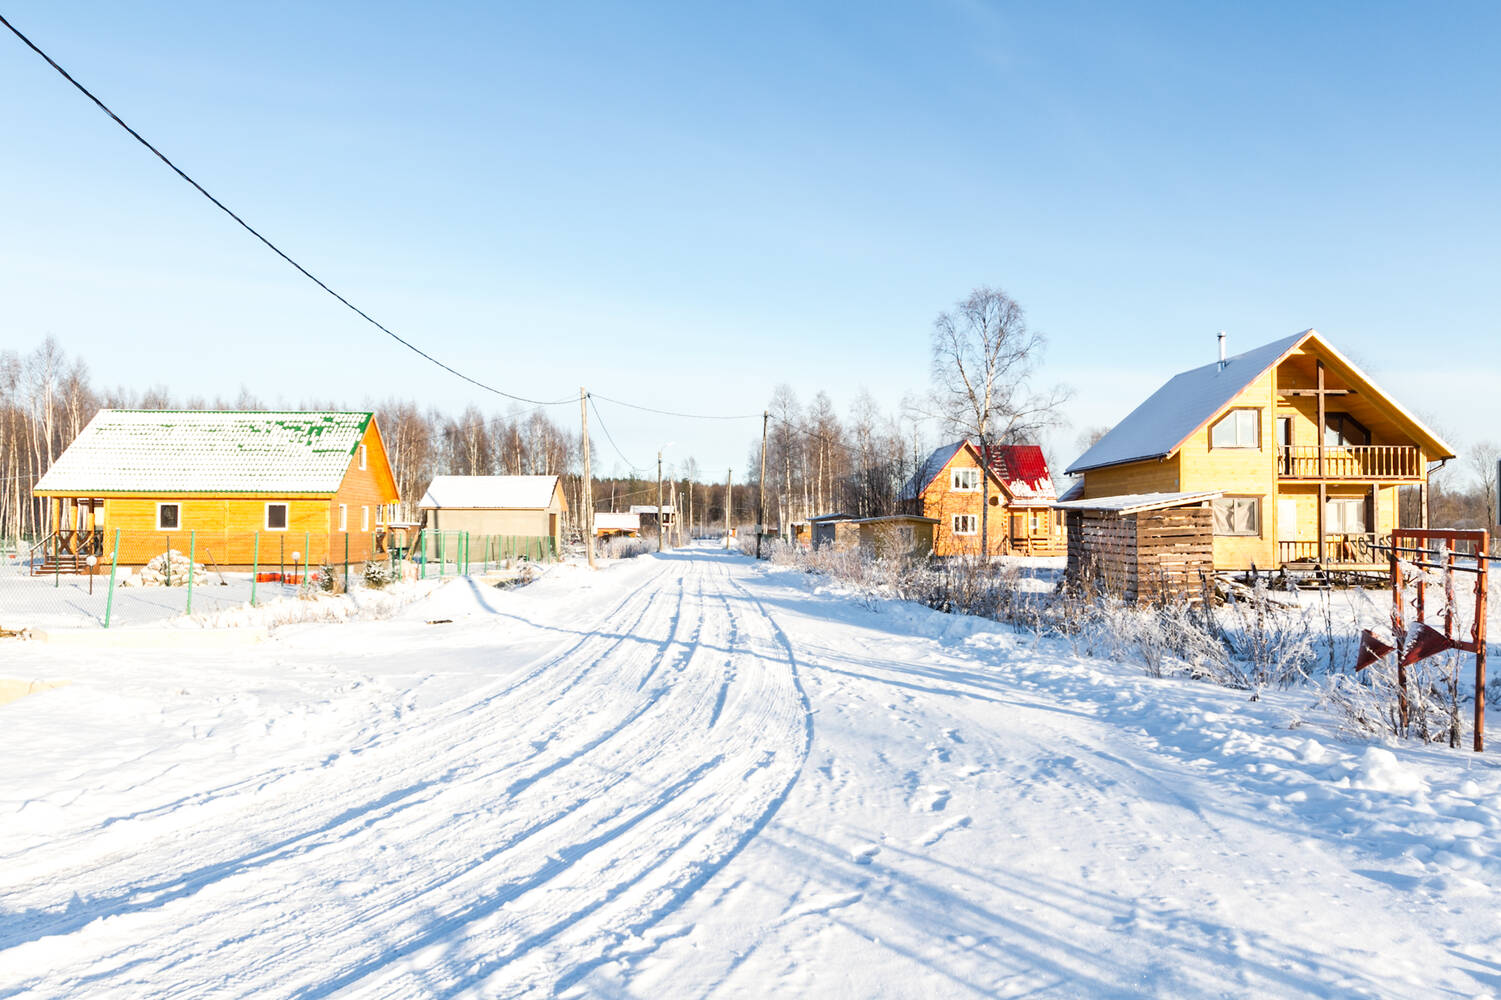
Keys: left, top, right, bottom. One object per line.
{"left": 3, "top": 546, "right": 1501, "bottom": 998}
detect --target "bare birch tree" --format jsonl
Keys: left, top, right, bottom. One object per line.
{"left": 930, "top": 285, "right": 1068, "bottom": 556}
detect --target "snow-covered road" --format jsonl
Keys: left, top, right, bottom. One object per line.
{"left": 3, "top": 548, "right": 1500, "bottom": 998}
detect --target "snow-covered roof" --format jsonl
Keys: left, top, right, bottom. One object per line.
{"left": 900, "top": 441, "right": 966, "bottom": 501}
{"left": 1067, "top": 333, "right": 1307, "bottom": 475}
{"left": 418, "top": 475, "right": 560, "bottom": 510}
{"left": 594, "top": 512, "right": 640, "bottom": 531}
{"left": 983, "top": 444, "right": 1056, "bottom": 503}
{"left": 1066, "top": 329, "right": 1456, "bottom": 474}
{"left": 630, "top": 505, "right": 676, "bottom": 515}
{"left": 34, "top": 409, "right": 373, "bottom": 494}
{"left": 1053, "top": 491, "right": 1222, "bottom": 514}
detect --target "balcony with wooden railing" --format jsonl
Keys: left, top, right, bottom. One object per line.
{"left": 1278, "top": 533, "right": 1387, "bottom": 567}
{"left": 1277, "top": 445, "right": 1421, "bottom": 480}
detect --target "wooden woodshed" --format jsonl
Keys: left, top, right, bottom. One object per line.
{"left": 855, "top": 515, "right": 937, "bottom": 560}
{"left": 1055, "top": 491, "right": 1221, "bottom": 603}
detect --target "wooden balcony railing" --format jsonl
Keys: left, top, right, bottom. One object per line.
{"left": 1278, "top": 445, "right": 1421, "bottom": 480}
{"left": 1278, "top": 533, "right": 1387, "bottom": 566}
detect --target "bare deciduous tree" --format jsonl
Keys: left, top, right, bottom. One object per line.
{"left": 930, "top": 285, "right": 1068, "bottom": 555}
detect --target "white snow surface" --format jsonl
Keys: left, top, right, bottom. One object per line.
{"left": 4, "top": 547, "right": 1501, "bottom": 998}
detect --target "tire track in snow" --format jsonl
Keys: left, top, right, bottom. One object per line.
{"left": 1, "top": 553, "right": 813, "bottom": 999}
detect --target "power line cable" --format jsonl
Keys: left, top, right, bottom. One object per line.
{"left": 0, "top": 12, "right": 572, "bottom": 409}
{"left": 586, "top": 396, "right": 649, "bottom": 474}
{"left": 589, "top": 393, "right": 762, "bottom": 422}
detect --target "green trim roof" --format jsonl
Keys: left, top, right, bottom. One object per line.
{"left": 35, "top": 410, "right": 374, "bottom": 495}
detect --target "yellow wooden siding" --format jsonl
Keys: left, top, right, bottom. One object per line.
{"left": 329, "top": 421, "right": 402, "bottom": 561}
{"left": 1080, "top": 456, "right": 1180, "bottom": 497}
{"left": 919, "top": 446, "right": 1010, "bottom": 556}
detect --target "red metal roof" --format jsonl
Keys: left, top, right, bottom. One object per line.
{"left": 980, "top": 444, "right": 1057, "bottom": 502}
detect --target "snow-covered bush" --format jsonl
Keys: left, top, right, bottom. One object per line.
{"left": 602, "top": 536, "right": 651, "bottom": 560}
{"left": 363, "top": 559, "right": 395, "bottom": 590}
{"left": 1320, "top": 647, "right": 1467, "bottom": 745}
{"left": 315, "top": 563, "right": 337, "bottom": 593}
{"left": 1212, "top": 578, "right": 1315, "bottom": 695}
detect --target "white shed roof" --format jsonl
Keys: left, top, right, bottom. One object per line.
{"left": 34, "top": 409, "right": 374, "bottom": 494}
{"left": 418, "top": 475, "right": 560, "bottom": 510}
{"left": 593, "top": 512, "right": 640, "bottom": 531}
{"left": 1053, "top": 491, "right": 1222, "bottom": 514}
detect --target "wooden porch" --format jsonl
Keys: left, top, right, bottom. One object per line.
{"left": 1277, "top": 533, "right": 1388, "bottom": 571}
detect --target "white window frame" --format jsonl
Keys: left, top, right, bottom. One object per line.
{"left": 1325, "top": 497, "right": 1369, "bottom": 535}
{"left": 375, "top": 503, "right": 383, "bottom": 526}
{"left": 952, "top": 513, "right": 978, "bottom": 536}
{"left": 265, "top": 502, "right": 290, "bottom": 532}
{"left": 358, "top": 444, "right": 367, "bottom": 471}
{"left": 156, "top": 502, "right": 181, "bottom": 531}
{"left": 951, "top": 467, "right": 981, "bottom": 492}
{"left": 1210, "top": 408, "right": 1261, "bottom": 450}
{"left": 1212, "top": 495, "right": 1262, "bottom": 537}
{"left": 361, "top": 506, "right": 370, "bottom": 531}
{"left": 338, "top": 504, "right": 348, "bottom": 531}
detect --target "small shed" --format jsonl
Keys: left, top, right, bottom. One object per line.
{"left": 1055, "top": 492, "right": 1220, "bottom": 603}
{"left": 855, "top": 515, "right": 937, "bottom": 560}
{"left": 593, "top": 511, "right": 641, "bottom": 538}
{"left": 418, "top": 475, "right": 569, "bottom": 551}
{"left": 809, "top": 513, "right": 859, "bottom": 551}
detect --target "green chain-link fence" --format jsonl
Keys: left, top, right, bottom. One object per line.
{"left": 0, "top": 528, "right": 558, "bottom": 630}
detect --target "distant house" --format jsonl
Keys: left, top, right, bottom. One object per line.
{"left": 1065, "top": 330, "right": 1456, "bottom": 572}
{"left": 593, "top": 511, "right": 641, "bottom": 538}
{"left": 900, "top": 440, "right": 1064, "bottom": 556}
{"left": 630, "top": 504, "right": 676, "bottom": 534}
{"left": 32, "top": 410, "right": 399, "bottom": 569}
{"left": 417, "top": 475, "right": 568, "bottom": 552}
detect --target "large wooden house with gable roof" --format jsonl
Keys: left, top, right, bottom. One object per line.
{"left": 901, "top": 439, "right": 1064, "bottom": 556}
{"left": 33, "top": 410, "right": 400, "bottom": 570}
{"left": 1064, "top": 330, "right": 1455, "bottom": 573}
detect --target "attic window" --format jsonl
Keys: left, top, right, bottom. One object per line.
{"left": 1210, "top": 408, "right": 1260, "bottom": 450}
{"left": 951, "top": 468, "right": 981, "bottom": 492}
{"left": 358, "top": 444, "right": 368, "bottom": 471}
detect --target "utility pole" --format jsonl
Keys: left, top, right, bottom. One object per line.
{"left": 669, "top": 479, "right": 678, "bottom": 548}
{"left": 579, "top": 387, "right": 595, "bottom": 569}
{"left": 725, "top": 468, "right": 733, "bottom": 549}
{"left": 757, "top": 409, "right": 768, "bottom": 559}
{"left": 657, "top": 450, "right": 664, "bottom": 553}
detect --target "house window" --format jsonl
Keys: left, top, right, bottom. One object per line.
{"left": 358, "top": 444, "right": 367, "bottom": 471}
{"left": 338, "top": 504, "right": 348, "bottom": 531}
{"left": 266, "top": 503, "right": 289, "bottom": 531}
{"left": 951, "top": 467, "right": 981, "bottom": 492}
{"left": 1324, "top": 413, "right": 1370, "bottom": 448}
{"left": 1210, "top": 408, "right": 1260, "bottom": 449}
{"left": 361, "top": 506, "right": 370, "bottom": 531}
{"left": 1212, "top": 496, "right": 1261, "bottom": 536}
{"left": 1325, "top": 497, "right": 1369, "bottom": 534}
{"left": 952, "top": 514, "right": 978, "bottom": 536}
{"left": 1029, "top": 510, "right": 1043, "bottom": 532}
{"left": 156, "top": 502, "right": 180, "bottom": 531}
{"left": 375, "top": 504, "right": 383, "bottom": 526}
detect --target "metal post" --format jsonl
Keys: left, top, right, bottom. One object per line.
{"left": 104, "top": 528, "right": 120, "bottom": 628}
{"left": 1476, "top": 533, "right": 1489, "bottom": 752}
{"left": 280, "top": 534, "right": 285, "bottom": 585}
{"left": 344, "top": 532, "right": 350, "bottom": 592}
{"left": 53, "top": 531, "right": 59, "bottom": 588}
{"left": 439, "top": 532, "right": 446, "bottom": 576}
{"left": 251, "top": 531, "right": 260, "bottom": 607}
{"left": 165, "top": 533, "right": 171, "bottom": 588}
{"left": 186, "top": 530, "right": 196, "bottom": 615}
{"left": 1391, "top": 545, "right": 1409, "bottom": 734}
{"left": 304, "top": 531, "right": 311, "bottom": 586}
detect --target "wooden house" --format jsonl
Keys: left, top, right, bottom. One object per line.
{"left": 32, "top": 410, "right": 399, "bottom": 570}
{"left": 593, "top": 511, "right": 641, "bottom": 538}
{"left": 900, "top": 440, "right": 1065, "bottom": 557}
{"left": 417, "top": 475, "right": 569, "bottom": 552}
{"left": 809, "top": 513, "right": 860, "bottom": 552}
{"left": 1065, "top": 330, "right": 1456, "bottom": 573}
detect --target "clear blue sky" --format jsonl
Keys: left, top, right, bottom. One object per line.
{"left": 3, "top": 2, "right": 1497, "bottom": 481}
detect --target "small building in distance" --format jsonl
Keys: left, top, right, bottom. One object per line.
{"left": 32, "top": 410, "right": 399, "bottom": 570}
{"left": 630, "top": 504, "right": 676, "bottom": 535}
{"left": 901, "top": 439, "right": 1065, "bottom": 556}
{"left": 809, "top": 513, "right": 860, "bottom": 552}
{"left": 418, "top": 475, "right": 569, "bottom": 553}
{"left": 856, "top": 515, "right": 937, "bottom": 560}
{"left": 593, "top": 511, "right": 641, "bottom": 538}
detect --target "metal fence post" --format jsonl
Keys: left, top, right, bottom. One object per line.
{"left": 165, "top": 533, "right": 171, "bottom": 588}
{"left": 251, "top": 531, "right": 260, "bottom": 607}
{"left": 344, "top": 532, "right": 350, "bottom": 592}
{"left": 186, "top": 530, "right": 196, "bottom": 615}
{"left": 304, "top": 531, "right": 311, "bottom": 586}
{"left": 53, "top": 532, "right": 60, "bottom": 588}
{"left": 439, "top": 532, "right": 446, "bottom": 577}
{"left": 103, "top": 528, "right": 120, "bottom": 628}
{"left": 419, "top": 529, "right": 427, "bottom": 579}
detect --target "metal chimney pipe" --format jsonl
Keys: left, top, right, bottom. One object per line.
{"left": 1217, "top": 331, "right": 1227, "bottom": 369}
